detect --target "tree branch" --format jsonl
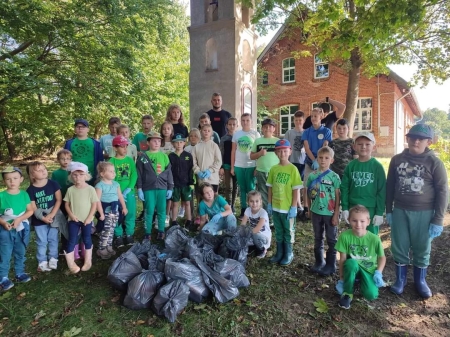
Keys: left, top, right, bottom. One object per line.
{"left": 0, "top": 40, "right": 34, "bottom": 61}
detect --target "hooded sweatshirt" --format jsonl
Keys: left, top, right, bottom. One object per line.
{"left": 386, "top": 148, "right": 448, "bottom": 225}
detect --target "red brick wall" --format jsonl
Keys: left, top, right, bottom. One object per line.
{"left": 258, "top": 38, "right": 415, "bottom": 157}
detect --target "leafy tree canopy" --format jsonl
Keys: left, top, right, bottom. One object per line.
{"left": 422, "top": 107, "right": 450, "bottom": 138}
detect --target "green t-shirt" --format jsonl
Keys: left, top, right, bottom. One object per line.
{"left": 267, "top": 163, "right": 303, "bottom": 212}
{"left": 132, "top": 132, "right": 149, "bottom": 152}
{"left": 335, "top": 229, "right": 385, "bottom": 274}
{"left": 198, "top": 195, "right": 227, "bottom": 218}
{"left": 0, "top": 190, "right": 31, "bottom": 224}
{"left": 51, "top": 168, "right": 71, "bottom": 197}
{"left": 251, "top": 137, "right": 280, "bottom": 173}
{"left": 341, "top": 158, "right": 386, "bottom": 215}
{"left": 145, "top": 151, "right": 170, "bottom": 175}
{"left": 307, "top": 169, "right": 341, "bottom": 216}
{"left": 63, "top": 185, "right": 99, "bottom": 221}
{"left": 70, "top": 138, "right": 95, "bottom": 176}
{"left": 109, "top": 156, "right": 138, "bottom": 191}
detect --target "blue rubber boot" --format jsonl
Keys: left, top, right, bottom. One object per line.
{"left": 413, "top": 266, "right": 432, "bottom": 299}
{"left": 280, "top": 242, "right": 293, "bottom": 266}
{"left": 269, "top": 242, "right": 284, "bottom": 264}
{"left": 390, "top": 263, "right": 407, "bottom": 295}
{"left": 318, "top": 251, "right": 336, "bottom": 276}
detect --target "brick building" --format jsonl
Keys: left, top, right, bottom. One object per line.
{"left": 257, "top": 25, "right": 422, "bottom": 156}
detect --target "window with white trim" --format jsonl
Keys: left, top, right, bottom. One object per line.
{"left": 314, "top": 55, "right": 329, "bottom": 79}
{"left": 280, "top": 105, "right": 299, "bottom": 135}
{"left": 282, "top": 58, "right": 295, "bottom": 83}
{"left": 354, "top": 98, "right": 372, "bottom": 131}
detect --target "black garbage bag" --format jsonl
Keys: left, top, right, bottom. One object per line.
{"left": 194, "top": 255, "right": 239, "bottom": 303}
{"left": 201, "top": 245, "right": 225, "bottom": 271}
{"left": 196, "top": 231, "right": 223, "bottom": 251}
{"left": 152, "top": 280, "right": 190, "bottom": 323}
{"left": 165, "top": 225, "right": 189, "bottom": 251}
{"left": 107, "top": 251, "right": 143, "bottom": 291}
{"left": 137, "top": 253, "right": 149, "bottom": 270}
{"left": 215, "top": 258, "right": 250, "bottom": 288}
{"left": 147, "top": 245, "right": 161, "bottom": 271}
{"left": 183, "top": 238, "right": 203, "bottom": 261}
{"left": 123, "top": 270, "right": 165, "bottom": 310}
{"left": 220, "top": 226, "right": 252, "bottom": 267}
{"left": 165, "top": 258, "right": 210, "bottom": 303}
{"left": 156, "top": 249, "right": 182, "bottom": 273}
{"left": 129, "top": 240, "right": 152, "bottom": 256}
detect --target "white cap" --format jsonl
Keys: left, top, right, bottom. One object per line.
{"left": 353, "top": 131, "right": 376, "bottom": 144}
{"left": 68, "top": 162, "right": 88, "bottom": 173}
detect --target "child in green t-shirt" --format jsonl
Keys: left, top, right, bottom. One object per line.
{"left": 136, "top": 131, "right": 174, "bottom": 241}
{"left": 0, "top": 167, "right": 34, "bottom": 291}
{"left": 132, "top": 114, "right": 154, "bottom": 153}
{"left": 335, "top": 205, "right": 386, "bottom": 310}
{"left": 267, "top": 139, "right": 303, "bottom": 266}
{"left": 110, "top": 135, "right": 138, "bottom": 247}
{"left": 306, "top": 146, "right": 341, "bottom": 276}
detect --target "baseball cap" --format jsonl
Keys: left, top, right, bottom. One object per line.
{"left": 67, "top": 162, "right": 88, "bottom": 173}
{"left": 406, "top": 124, "right": 434, "bottom": 139}
{"left": 146, "top": 131, "right": 162, "bottom": 140}
{"left": 1, "top": 166, "right": 23, "bottom": 177}
{"left": 74, "top": 118, "right": 89, "bottom": 127}
{"left": 112, "top": 135, "right": 129, "bottom": 147}
{"left": 172, "top": 133, "right": 186, "bottom": 142}
{"left": 262, "top": 118, "right": 276, "bottom": 127}
{"left": 354, "top": 132, "right": 376, "bottom": 144}
{"left": 275, "top": 139, "right": 291, "bottom": 149}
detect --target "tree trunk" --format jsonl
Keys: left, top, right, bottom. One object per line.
{"left": 343, "top": 48, "right": 363, "bottom": 138}
{"left": 0, "top": 104, "right": 16, "bottom": 160}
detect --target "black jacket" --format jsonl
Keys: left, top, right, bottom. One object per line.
{"left": 168, "top": 151, "right": 194, "bottom": 187}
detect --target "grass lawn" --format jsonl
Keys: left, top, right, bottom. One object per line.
{"left": 0, "top": 158, "right": 449, "bottom": 337}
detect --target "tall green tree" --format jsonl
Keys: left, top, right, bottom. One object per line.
{"left": 246, "top": 0, "right": 450, "bottom": 134}
{"left": 0, "top": 0, "right": 189, "bottom": 160}
{"left": 422, "top": 107, "right": 450, "bottom": 138}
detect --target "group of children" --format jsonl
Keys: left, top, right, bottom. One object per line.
{"left": 0, "top": 103, "right": 446, "bottom": 311}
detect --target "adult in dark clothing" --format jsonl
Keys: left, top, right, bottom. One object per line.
{"left": 206, "top": 93, "right": 232, "bottom": 138}
{"left": 303, "top": 98, "right": 346, "bottom": 131}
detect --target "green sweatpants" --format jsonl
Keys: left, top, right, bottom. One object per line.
{"left": 349, "top": 204, "right": 378, "bottom": 235}
{"left": 343, "top": 259, "right": 378, "bottom": 300}
{"left": 391, "top": 208, "right": 433, "bottom": 267}
{"left": 234, "top": 167, "right": 256, "bottom": 211}
{"left": 144, "top": 189, "right": 167, "bottom": 233}
{"left": 273, "top": 211, "right": 296, "bottom": 243}
{"left": 255, "top": 170, "right": 269, "bottom": 210}
{"left": 114, "top": 192, "right": 137, "bottom": 237}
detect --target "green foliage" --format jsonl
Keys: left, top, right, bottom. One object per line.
{"left": 313, "top": 298, "right": 329, "bottom": 313}
{"left": 422, "top": 108, "right": 450, "bottom": 139}
{"left": 0, "top": 0, "right": 189, "bottom": 160}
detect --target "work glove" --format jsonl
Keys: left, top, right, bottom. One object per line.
{"left": 267, "top": 203, "right": 273, "bottom": 216}
{"left": 138, "top": 188, "right": 145, "bottom": 202}
{"left": 311, "top": 160, "right": 319, "bottom": 170}
{"left": 372, "top": 215, "right": 384, "bottom": 227}
{"left": 429, "top": 223, "right": 443, "bottom": 239}
{"left": 122, "top": 188, "right": 131, "bottom": 198}
{"left": 373, "top": 270, "right": 385, "bottom": 288}
{"left": 342, "top": 210, "right": 349, "bottom": 224}
{"left": 386, "top": 213, "right": 392, "bottom": 226}
{"left": 288, "top": 206, "right": 297, "bottom": 219}
{"left": 203, "top": 169, "right": 211, "bottom": 179}
{"left": 211, "top": 213, "right": 223, "bottom": 223}
{"left": 197, "top": 171, "right": 205, "bottom": 179}
{"left": 166, "top": 190, "right": 173, "bottom": 200}
{"left": 335, "top": 280, "right": 344, "bottom": 295}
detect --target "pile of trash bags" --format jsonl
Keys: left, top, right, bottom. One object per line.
{"left": 107, "top": 225, "right": 253, "bottom": 323}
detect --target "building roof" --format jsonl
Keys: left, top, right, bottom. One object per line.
{"left": 257, "top": 24, "right": 422, "bottom": 118}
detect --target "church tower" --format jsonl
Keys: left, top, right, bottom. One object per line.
{"left": 188, "top": 0, "right": 258, "bottom": 128}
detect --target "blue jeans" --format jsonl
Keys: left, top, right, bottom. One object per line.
{"left": 34, "top": 225, "right": 59, "bottom": 262}
{"left": 67, "top": 221, "right": 93, "bottom": 253}
{"left": 0, "top": 222, "right": 30, "bottom": 278}
{"left": 202, "top": 215, "right": 237, "bottom": 235}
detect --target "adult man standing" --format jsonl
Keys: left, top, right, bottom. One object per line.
{"left": 206, "top": 93, "right": 232, "bottom": 138}
{"left": 303, "top": 97, "right": 346, "bottom": 131}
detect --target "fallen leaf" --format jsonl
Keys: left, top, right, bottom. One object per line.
{"left": 111, "top": 295, "right": 120, "bottom": 303}
{"left": 17, "top": 292, "right": 26, "bottom": 300}
{"left": 30, "top": 321, "right": 39, "bottom": 326}
{"left": 321, "top": 284, "right": 329, "bottom": 289}
{"left": 136, "top": 320, "right": 146, "bottom": 325}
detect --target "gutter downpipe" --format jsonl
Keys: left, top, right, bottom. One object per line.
{"left": 395, "top": 89, "right": 412, "bottom": 153}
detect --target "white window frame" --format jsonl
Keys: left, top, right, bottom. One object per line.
{"left": 354, "top": 98, "right": 373, "bottom": 132}
{"left": 282, "top": 58, "right": 295, "bottom": 83}
{"left": 314, "top": 54, "right": 329, "bottom": 79}
{"left": 280, "top": 105, "right": 299, "bottom": 135}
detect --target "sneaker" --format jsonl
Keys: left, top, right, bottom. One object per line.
{"left": 256, "top": 248, "right": 267, "bottom": 259}
{"left": 15, "top": 273, "right": 31, "bottom": 283}
{"left": 338, "top": 295, "right": 352, "bottom": 309}
{"left": 48, "top": 258, "right": 58, "bottom": 270}
{"left": 157, "top": 231, "right": 165, "bottom": 240}
{"left": 144, "top": 233, "right": 151, "bottom": 241}
{"left": 124, "top": 235, "right": 135, "bottom": 246}
{"left": 178, "top": 206, "right": 185, "bottom": 218}
{"left": 37, "top": 261, "right": 52, "bottom": 272}
{"left": 106, "top": 246, "right": 116, "bottom": 256}
{"left": 96, "top": 248, "right": 112, "bottom": 260}
{"left": 0, "top": 277, "right": 14, "bottom": 291}
{"left": 171, "top": 220, "right": 179, "bottom": 227}
{"left": 114, "top": 236, "right": 124, "bottom": 248}
{"left": 165, "top": 215, "right": 170, "bottom": 228}
{"left": 185, "top": 220, "right": 194, "bottom": 231}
